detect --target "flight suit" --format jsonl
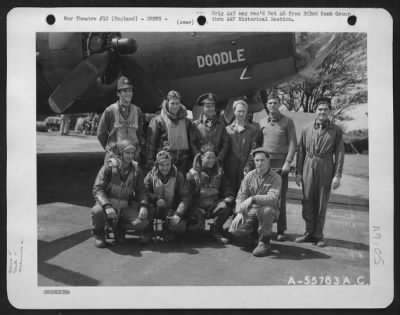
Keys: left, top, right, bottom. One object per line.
{"left": 146, "top": 102, "right": 192, "bottom": 174}
{"left": 97, "top": 102, "right": 145, "bottom": 164}
{"left": 296, "top": 121, "right": 345, "bottom": 240}
{"left": 144, "top": 165, "right": 190, "bottom": 236}
{"left": 230, "top": 169, "right": 282, "bottom": 240}
{"left": 91, "top": 161, "right": 151, "bottom": 237}
{"left": 186, "top": 153, "right": 235, "bottom": 233}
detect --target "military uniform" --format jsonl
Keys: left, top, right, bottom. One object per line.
{"left": 186, "top": 153, "right": 235, "bottom": 241}
{"left": 230, "top": 168, "right": 282, "bottom": 242}
{"left": 189, "top": 93, "right": 230, "bottom": 163}
{"left": 97, "top": 76, "right": 145, "bottom": 164}
{"left": 296, "top": 119, "right": 345, "bottom": 241}
{"left": 146, "top": 93, "right": 192, "bottom": 174}
{"left": 256, "top": 112, "right": 297, "bottom": 238}
{"left": 91, "top": 150, "right": 151, "bottom": 247}
{"left": 225, "top": 120, "right": 258, "bottom": 193}
{"left": 144, "top": 159, "right": 190, "bottom": 239}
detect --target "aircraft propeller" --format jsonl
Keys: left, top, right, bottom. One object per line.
{"left": 48, "top": 37, "right": 137, "bottom": 113}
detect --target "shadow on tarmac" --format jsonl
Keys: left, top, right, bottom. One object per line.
{"left": 37, "top": 152, "right": 104, "bottom": 207}
{"left": 107, "top": 232, "right": 227, "bottom": 256}
{"left": 322, "top": 238, "right": 369, "bottom": 251}
{"left": 38, "top": 229, "right": 100, "bottom": 286}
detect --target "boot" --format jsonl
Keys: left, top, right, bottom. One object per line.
{"left": 93, "top": 231, "right": 107, "bottom": 248}
{"left": 295, "top": 233, "right": 314, "bottom": 243}
{"left": 211, "top": 225, "right": 230, "bottom": 244}
{"left": 252, "top": 236, "right": 271, "bottom": 257}
{"left": 314, "top": 238, "right": 326, "bottom": 247}
{"left": 276, "top": 231, "right": 286, "bottom": 242}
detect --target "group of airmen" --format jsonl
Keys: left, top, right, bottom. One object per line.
{"left": 91, "top": 76, "right": 345, "bottom": 257}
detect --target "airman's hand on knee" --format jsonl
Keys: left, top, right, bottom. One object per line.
{"left": 231, "top": 213, "right": 244, "bottom": 231}
{"left": 295, "top": 174, "right": 302, "bottom": 187}
{"left": 105, "top": 207, "right": 117, "bottom": 220}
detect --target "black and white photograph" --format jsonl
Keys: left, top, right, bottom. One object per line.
{"left": 7, "top": 7, "right": 393, "bottom": 309}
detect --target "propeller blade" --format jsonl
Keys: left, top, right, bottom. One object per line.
{"left": 48, "top": 51, "right": 110, "bottom": 113}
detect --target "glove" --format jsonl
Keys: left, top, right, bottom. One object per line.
{"left": 105, "top": 207, "right": 117, "bottom": 220}
{"left": 138, "top": 207, "right": 148, "bottom": 220}
{"left": 167, "top": 214, "right": 181, "bottom": 226}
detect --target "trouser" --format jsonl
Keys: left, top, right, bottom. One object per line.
{"left": 274, "top": 168, "right": 288, "bottom": 233}
{"left": 187, "top": 200, "right": 232, "bottom": 232}
{"left": 91, "top": 203, "right": 150, "bottom": 235}
{"left": 60, "top": 118, "right": 70, "bottom": 135}
{"left": 148, "top": 204, "right": 187, "bottom": 235}
{"left": 301, "top": 155, "right": 334, "bottom": 240}
{"left": 230, "top": 205, "right": 279, "bottom": 239}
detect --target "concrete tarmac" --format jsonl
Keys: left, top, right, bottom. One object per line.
{"left": 37, "top": 131, "right": 369, "bottom": 286}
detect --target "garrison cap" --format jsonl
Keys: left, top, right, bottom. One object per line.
{"left": 314, "top": 97, "right": 332, "bottom": 110}
{"left": 251, "top": 147, "right": 270, "bottom": 158}
{"left": 197, "top": 92, "right": 217, "bottom": 106}
{"left": 117, "top": 76, "right": 133, "bottom": 90}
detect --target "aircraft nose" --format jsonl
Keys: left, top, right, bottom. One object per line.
{"left": 294, "top": 33, "right": 342, "bottom": 75}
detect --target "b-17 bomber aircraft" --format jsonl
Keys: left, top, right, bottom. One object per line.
{"left": 36, "top": 32, "right": 340, "bottom": 118}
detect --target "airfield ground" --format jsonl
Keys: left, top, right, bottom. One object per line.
{"left": 37, "top": 131, "right": 369, "bottom": 286}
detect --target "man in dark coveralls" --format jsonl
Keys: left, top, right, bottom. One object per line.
{"left": 295, "top": 97, "right": 345, "bottom": 247}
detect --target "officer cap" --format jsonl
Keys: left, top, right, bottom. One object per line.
{"left": 314, "top": 97, "right": 332, "bottom": 110}
{"left": 197, "top": 92, "right": 217, "bottom": 106}
{"left": 251, "top": 147, "right": 270, "bottom": 158}
{"left": 117, "top": 76, "right": 133, "bottom": 91}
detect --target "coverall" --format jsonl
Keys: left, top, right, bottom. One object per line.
{"left": 146, "top": 102, "right": 192, "bottom": 174}
{"left": 230, "top": 169, "right": 282, "bottom": 241}
{"left": 144, "top": 165, "right": 190, "bottom": 235}
{"left": 186, "top": 153, "right": 235, "bottom": 232}
{"left": 97, "top": 102, "right": 145, "bottom": 164}
{"left": 296, "top": 121, "right": 345, "bottom": 240}
{"left": 91, "top": 161, "right": 151, "bottom": 237}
